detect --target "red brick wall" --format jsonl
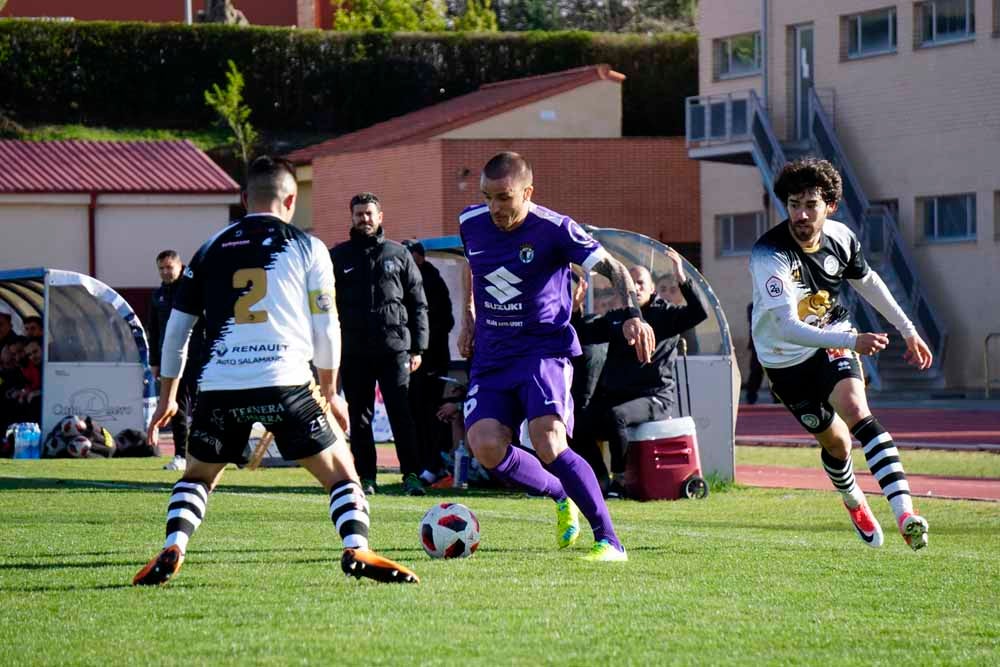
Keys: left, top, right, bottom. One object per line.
{"left": 441, "top": 138, "right": 700, "bottom": 244}
{"left": 2, "top": 0, "right": 298, "bottom": 26}
{"left": 310, "top": 138, "right": 699, "bottom": 249}
{"left": 311, "top": 143, "right": 446, "bottom": 247}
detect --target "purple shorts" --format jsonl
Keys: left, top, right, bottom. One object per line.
{"left": 464, "top": 356, "right": 575, "bottom": 436}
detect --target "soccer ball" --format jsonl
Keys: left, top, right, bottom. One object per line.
{"left": 419, "top": 502, "right": 480, "bottom": 559}
{"left": 66, "top": 435, "right": 92, "bottom": 458}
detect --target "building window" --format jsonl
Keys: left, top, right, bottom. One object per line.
{"left": 921, "top": 193, "right": 976, "bottom": 241}
{"left": 845, "top": 7, "right": 897, "bottom": 58}
{"left": 715, "top": 32, "right": 762, "bottom": 80}
{"left": 718, "top": 212, "right": 767, "bottom": 255}
{"left": 916, "top": 0, "right": 975, "bottom": 47}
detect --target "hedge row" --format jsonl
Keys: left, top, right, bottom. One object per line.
{"left": 0, "top": 21, "right": 696, "bottom": 136}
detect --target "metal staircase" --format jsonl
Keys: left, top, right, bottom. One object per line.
{"left": 686, "top": 89, "right": 948, "bottom": 391}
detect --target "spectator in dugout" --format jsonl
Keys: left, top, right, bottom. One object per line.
{"left": 0, "top": 313, "right": 17, "bottom": 350}
{"left": 572, "top": 249, "right": 708, "bottom": 498}
{"left": 0, "top": 337, "right": 27, "bottom": 435}
{"left": 22, "top": 316, "right": 43, "bottom": 342}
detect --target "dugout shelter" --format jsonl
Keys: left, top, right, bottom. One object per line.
{"left": 0, "top": 268, "right": 155, "bottom": 439}
{"left": 417, "top": 229, "right": 739, "bottom": 483}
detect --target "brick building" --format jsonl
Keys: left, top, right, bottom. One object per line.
{"left": 288, "top": 65, "right": 701, "bottom": 261}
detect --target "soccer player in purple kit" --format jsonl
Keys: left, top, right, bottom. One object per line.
{"left": 458, "top": 152, "right": 655, "bottom": 561}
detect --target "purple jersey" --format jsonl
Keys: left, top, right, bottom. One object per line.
{"left": 459, "top": 202, "right": 603, "bottom": 369}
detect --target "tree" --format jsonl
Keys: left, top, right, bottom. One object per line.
{"left": 452, "top": 0, "right": 499, "bottom": 31}
{"left": 203, "top": 60, "right": 259, "bottom": 173}
{"left": 492, "top": 0, "right": 695, "bottom": 32}
{"left": 332, "top": 0, "right": 449, "bottom": 31}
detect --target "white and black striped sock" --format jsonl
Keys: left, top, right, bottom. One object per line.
{"left": 853, "top": 416, "right": 913, "bottom": 520}
{"left": 329, "top": 480, "right": 370, "bottom": 550}
{"left": 164, "top": 480, "right": 209, "bottom": 553}
{"left": 820, "top": 447, "right": 865, "bottom": 509}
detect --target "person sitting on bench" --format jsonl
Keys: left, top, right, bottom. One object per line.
{"left": 572, "top": 249, "right": 708, "bottom": 498}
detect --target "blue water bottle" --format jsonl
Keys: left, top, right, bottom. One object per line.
{"left": 452, "top": 440, "right": 470, "bottom": 490}
{"left": 13, "top": 423, "right": 28, "bottom": 459}
{"left": 29, "top": 423, "right": 41, "bottom": 459}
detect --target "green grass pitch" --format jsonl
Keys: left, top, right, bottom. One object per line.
{"left": 1, "top": 459, "right": 997, "bottom": 666}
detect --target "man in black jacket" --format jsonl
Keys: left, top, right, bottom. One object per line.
{"left": 148, "top": 249, "right": 206, "bottom": 472}
{"left": 402, "top": 240, "right": 455, "bottom": 485}
{"left": 574, "top": 248, "right": 708, "bottom": 498}
{"left": 331, "top": 193, "right": 429, "bottom": 496}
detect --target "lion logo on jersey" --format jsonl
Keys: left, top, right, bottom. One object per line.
{"left": 798, "top": 290, "right": 833, "bottom": 326}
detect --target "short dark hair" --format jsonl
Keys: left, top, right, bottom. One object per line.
{"left": 246, "top": 155, "right": 297, "bottom": 201}
{"left": 402, "top": 239, "right": 425, "bottom": 255}
{"left": 156, "top": 249, "right": 179, "bottom": 264}
{"left": 483, "top": 152, "right": 533, "bottom": 184}
{"left": 349, "top": 192, "right": 381, "bottom": 212}
{"left": 0, "top": 313, "right": 10, "bottom": 323}
{"left": 773, "top": 158, "right": 843, "bottom": 206}
{"left": 23, "top": 316, "right": 42, "bottom": 327}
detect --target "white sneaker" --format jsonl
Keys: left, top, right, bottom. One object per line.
{"left": 163, "top": 455, "right": 187, "bottom": 472}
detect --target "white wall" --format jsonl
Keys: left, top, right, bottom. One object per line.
{"left": 97, "top": 195, "right": 238, "bottom": 287}
{"left": 0, "top": 193, "right": 239, "bottom": 288}
{"left": 0, "top": 195, "right": 90, "bottom": 274}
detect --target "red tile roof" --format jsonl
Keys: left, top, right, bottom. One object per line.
{"left": 286, "top": 64, "right": 625, "bottom": 164}
{"left": 0, "top": 140, "right": 240, "bottom": 194}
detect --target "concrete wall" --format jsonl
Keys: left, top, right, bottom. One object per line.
{"left": 696, "top": 0, "right": 1000, "bottom": 389}
{"left": 437, "top": 81, "right": 623, "bottom": 140}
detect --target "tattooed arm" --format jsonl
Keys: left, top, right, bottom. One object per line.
{"left": 589, "top": 250, "right": 655, "bottom": 363}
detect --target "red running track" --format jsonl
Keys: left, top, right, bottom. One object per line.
{"left": 736, "top": 404, "right": 1000, "bottom": 449}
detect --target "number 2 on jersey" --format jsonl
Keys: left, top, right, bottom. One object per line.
{"left": 233, "top": 268, "right": 268, "bottom": 324}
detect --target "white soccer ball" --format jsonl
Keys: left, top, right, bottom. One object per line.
{"left": 60, "top": 416, "right": 87, "bottom": 438}
{"left": 66, "top": 435, "right": 92, "bottom": 458}
{"left": 419, "top": 502, "right": 480, "bottom": 559}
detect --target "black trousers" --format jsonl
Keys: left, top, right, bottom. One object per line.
{"left": 574, "top": 392, "right": 672, "bottom": 477}
{"left": 168, "top": 372, "right": 197, "bottom": 458}
{"left": 341, "top": 350, "right": 420, "bottom": 481}
{"left": 408, "top": 368, "right": 450, "bottom": 474}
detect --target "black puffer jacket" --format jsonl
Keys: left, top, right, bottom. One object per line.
{"left": 578, "top": 280, "right": 708, "bottom": 401}
{"left": 330, "top": 227, "right": 429, "bottom": 355}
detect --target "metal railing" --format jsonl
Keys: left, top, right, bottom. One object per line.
{"left": 686, "top": 90, "right": 753, "bottom": 147}
{"left": 807, "top": 87, "right": 947, "bottom": 365}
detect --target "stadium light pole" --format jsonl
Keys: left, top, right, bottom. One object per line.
{"left": 184, "top": 0, "right": 193, "bottom": 24}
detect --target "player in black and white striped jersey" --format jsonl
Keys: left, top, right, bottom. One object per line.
{"left": 750, "top": 158, "right": 931, "bottom": 551}
{"left": 133, "top": 156, "right": 418, "bottom": 585}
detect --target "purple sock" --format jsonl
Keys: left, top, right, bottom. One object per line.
{"left": 546, "top": 448, "right": 622, "bottom": 550}
{"left": 489, "top": 445, "right": 567, "bottom": 502}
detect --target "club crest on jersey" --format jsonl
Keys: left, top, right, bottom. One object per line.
{"left": 384, "top": 258, "right": 398, "bottom": 274}
{"left": 519, "top": 244, "right": 535, "bottom": 264}
{"left": 823, "top": 255, "right": 839, "bottom": 275}
{"left": 765, "top": 276, "right": 783, "bottom": 297}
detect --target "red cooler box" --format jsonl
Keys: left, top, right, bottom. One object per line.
{"left": 624, "top": 417, "right": 706, "bottom": 501}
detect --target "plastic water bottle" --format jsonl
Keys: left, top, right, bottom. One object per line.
{"left": 452, "top": 440, "right": 470, "bottom": 490}
{"left": 28, "top": 423, "right": 41, "bottom": 459}
{"left": 13, "top": 423, "right": 28, "bottom": 459}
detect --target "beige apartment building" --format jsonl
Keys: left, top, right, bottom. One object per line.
{"left": 688, "top": 0, "right": 1000, "bottom": 394}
